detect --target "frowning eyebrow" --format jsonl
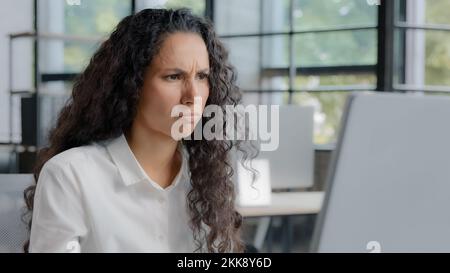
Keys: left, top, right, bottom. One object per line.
{"left": 162, "top": 68, "right": 210, "bottom": 74}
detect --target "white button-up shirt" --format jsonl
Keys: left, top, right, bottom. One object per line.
{"left": 29, "top": 133, "right": 199, "bottom": 253}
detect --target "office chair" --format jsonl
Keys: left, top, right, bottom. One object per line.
{"left": 0, "top": 174, "right": 34, "bottom": 253}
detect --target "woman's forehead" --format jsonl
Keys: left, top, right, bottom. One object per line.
{"left": 155, "top": 32, "right": 209, "bottom": 67}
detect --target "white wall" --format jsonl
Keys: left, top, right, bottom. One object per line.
{"left": 0, "top": 0, "right": 33, "bottom": 143}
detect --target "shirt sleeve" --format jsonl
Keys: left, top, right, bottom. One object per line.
{"left": 29, "top": 160, "right": 88, "bottom": 253}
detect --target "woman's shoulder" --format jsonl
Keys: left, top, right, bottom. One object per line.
{"left": 44, "top": 141, "right": 108, "bottom": 171}
{"left": 36, "top": 138, "right": 118, "bottom": 195}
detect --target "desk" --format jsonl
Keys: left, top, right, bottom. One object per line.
{"left": 236, "top": 191, "right": 324, "bottom": 252}
{"left": 236, "top": 191, "right": 324, "bottom": 217}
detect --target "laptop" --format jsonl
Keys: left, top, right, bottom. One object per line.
{"left": 311, "top": 92, "right": 450, "bottom": 253}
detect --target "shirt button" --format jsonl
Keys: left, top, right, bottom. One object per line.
{"left": 158, "top": 235, "right": 164, "bottom": 241}
{"left": 158, "top": 196, "right": 165, "bottom": 204}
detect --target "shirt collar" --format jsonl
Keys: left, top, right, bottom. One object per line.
{"left": 106, "top": 133, "right": 188, "bottom": 192}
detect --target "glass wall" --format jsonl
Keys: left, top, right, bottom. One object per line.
{"left": 215, "top": 0, "right": 378, "bottom": 145}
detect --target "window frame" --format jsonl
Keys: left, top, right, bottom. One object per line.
{"left": 30, "top": 0, "right": 450, "bottom": 148}
{"left": 213, "top": 0, "right": 380, "bottom": 101}
{"left": 390, "top": 0, "right": 450, "bottom": 93}
{"left": 212, "top": 0, "right": 380, "bottom": 147}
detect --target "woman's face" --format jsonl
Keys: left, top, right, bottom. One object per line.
{"left": 135, "top": 32, "right": 210, "bottom": 139}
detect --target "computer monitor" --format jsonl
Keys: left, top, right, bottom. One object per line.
{"left": 233, "top": 105, "right": 314, "bottom": 206}
{"left": 311, "top": 92, "right": 450, "bottom": 253}
{"left": 258, "top": 105, "right": 314, "bottom": 190}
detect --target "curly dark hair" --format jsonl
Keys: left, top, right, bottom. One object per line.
{"left": 23, "top": 8, "right": 257, "bottom": 253}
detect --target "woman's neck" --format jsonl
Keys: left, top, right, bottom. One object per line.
{"left": 125, "top": 122, "right": 181, "bottom": 188}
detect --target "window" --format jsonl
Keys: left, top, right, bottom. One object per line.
{"left": 214, "top": 0, "right": 379, "bottom": 145}
{"left": 394, "top": 0, "right": 450, "bottom": 93}
{"left": 33, "top": 0, "right": 206, "bottom": 146}
{"left": 34, "top": 0, "right": 132, "bottom": 146}
{"left": 38, "top": 0, "right": 132, "bottom": 73}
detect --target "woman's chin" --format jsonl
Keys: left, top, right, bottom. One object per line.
{"left": 170, "top": 124, "right": 196, "bottom": 140}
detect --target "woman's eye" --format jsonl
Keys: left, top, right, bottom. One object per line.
{"left": 165, "top": 74, "right": 181, "bottom": 81}
{"left": 197, "top": 73, "right": 209, "bottom": 80}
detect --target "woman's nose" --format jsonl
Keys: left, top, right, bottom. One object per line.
{"left": 182, "top": 79, "right": 199, "bottom": 105}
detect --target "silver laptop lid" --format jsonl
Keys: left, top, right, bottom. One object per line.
{"left": 312, "top": 92, "right": 450, "bottom": 253}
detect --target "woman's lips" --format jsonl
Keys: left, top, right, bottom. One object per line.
{"left": 178, "top": 112, "right": 202, "bottom": 117}
{"left": 180, "top": 114, "right": 202, "bottom": 123}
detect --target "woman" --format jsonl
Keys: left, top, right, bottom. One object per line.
{"left": 23, "top": 8, "right": 256, "bottom": 253}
